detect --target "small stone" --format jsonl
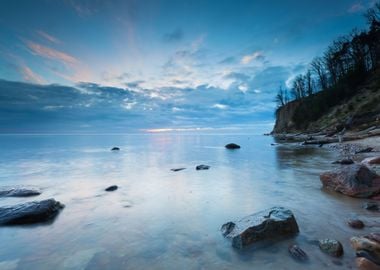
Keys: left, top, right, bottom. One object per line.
{"left": 111, "top": 147, "right": 120, "bottom": 151}
{"left": 105, "top": 185, "right": 118, "bottom": 192}
{"left": 318, "top": 239, "right": 344, "bottom": 257}
{"left": 171, "top": 168, "right": 186, "bottom": 172}
{"left": 348, "top": 219, "right": 365, "bottom": 229}
{"left": 225, "top": 143, "right": 241, "bottom": 149}
{"left": 362, "top": 156, "right": 380, "bottom": 166}
{"left": 196, "top": 165, "right": 210, "bottom": 170}
{"left": 356, "top": 257, "right": 380, "bottom": 270}
{"left": 356, "top": 147, "right": 374, "bottom": 154}
{"left": 0, "top": 188, "right": 41, "bottom": 197}
{"left": 288, "top": 245, "right": 308, "bottom": 262}
{"left": 351, "top": 237, "right": 380, "bottom": 259}
{"left": 332, "top": 159, "right": 354, "bottom": 165}
{"left": 363, "top": 202, "right": 379, "bottom": 211}
{"left": 365, "top": 233, "right": 380, "bottom": 244}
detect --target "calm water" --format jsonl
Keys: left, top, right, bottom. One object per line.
{"left": 0, "top": 134, "right": 378, "bottom": 270}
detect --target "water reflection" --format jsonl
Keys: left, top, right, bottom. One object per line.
{"left": 0, "top": 134, "right": 378, "bottom": 269}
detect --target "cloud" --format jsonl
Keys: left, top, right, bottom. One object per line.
{"left": 19, "top": 65, "right": 46, "bottom": 84}
{"left": 163, "top": 28, "right": 184, "bottom": 42}
{"left": 212, "top": 103, "right": 229, "bottom": 110}
{"left": 241, "top": 51, "right": 265, "bottom": 64}
{"left": 37, "top": 30, "right": 61, "bottom": 44}
{"left": 26, "top": 41, "right": 79, "bottom": 65}
{"left": 348, "top": 2, "right": 366, "bottom": 13}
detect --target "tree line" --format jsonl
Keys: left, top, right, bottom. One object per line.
{"left": 275, "top": 2, "right": 380, "bottom": 109}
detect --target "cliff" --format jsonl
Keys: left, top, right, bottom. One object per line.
{"left": 272, "top": 69, "right": 380, "bottom": 134}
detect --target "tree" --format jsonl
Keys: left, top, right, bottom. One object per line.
{"left": 305, "top": 70, "right": 314, "bottom": 96}
{"left": 275, "top": 86, "right": 286, "bottom": 107}
{"left": 311, "top": 57, "right": 328, "bottom": 90}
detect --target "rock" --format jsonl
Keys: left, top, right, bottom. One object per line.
{"left": 111, "top": 147, "right": 120, "bottom": 151}
{"left": 366, "top": 233, "right": 380, "bottom": 244}
{"left": 0, "top": 188, "right": 41, "bottom": 197}
{"left": 288, "top": 245, "right": 308, "bottom": 262}
{"left": 332, "top": 159, "right": 354, "bottom": 165}
{"left": 171, "top": 168, "right": 186, "bottom": 172}
{"left": 363, "top": 202, "right": 379, "bottom": 211}
{"left": 356, "top": 250, "right": 380, "bottom": 266}
{"left": 318, "top": 239, "right": 344, "bottom": 257}
{"left": 0, "top": 199, "right": 64, "bottom": 225}
{"left": 356, "top": 147, "right": 374, "bottom": 154}
{"left": 196, "top": 165, "right": 210, "bottom": 170}
{"left": 362, "top": 157, "right": 380, "bottom": 166}
{"left": 351, "top": 237, "right": 380, "bottom": 259}
{"left": 348, "top": 219, "right": 365, "bottom": 229}
{"left": 221, "top": 207, "right": 299, "bottom": 249}
{"left": 320, "top": 164, "right": 380, "bottom": 198}
{"left": 225, "top": 143, "right": 241, "bottom": 149}
{"left": 356, "top": 257, "right": 380, "bottom": 270}
{"left": 105, "top": 185, "right": 118, "bottom": 192}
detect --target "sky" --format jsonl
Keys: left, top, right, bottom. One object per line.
{"left": 0, "top": 0, "right": 374, "bottom": 133}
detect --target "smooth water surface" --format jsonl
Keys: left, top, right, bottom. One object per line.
{"left": 0, "top": 134, "right": 378, "bottom": 270}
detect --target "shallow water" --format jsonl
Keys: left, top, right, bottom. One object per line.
{"left": 0, "top": 134, "right": 378, "bottom": 270}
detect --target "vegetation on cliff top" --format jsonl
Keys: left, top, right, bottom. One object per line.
{"left": 274, "top": 2, "right": 380, "bottom": 131}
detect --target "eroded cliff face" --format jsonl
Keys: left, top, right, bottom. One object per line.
{"left": 272, "top": 100, "right": 301, "bottom": 134}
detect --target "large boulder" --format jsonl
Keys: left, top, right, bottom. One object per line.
{"left": 221, "top": 207, "right": 299, "bottom": 249}
{"left": 320, "top": 164, "right": 380, "bottom": 198}
{"left": 0, "top": 188, "right": 41, "bottom": 197}
{"left": 0, "top": 199, "right": 64, "bottom": 225}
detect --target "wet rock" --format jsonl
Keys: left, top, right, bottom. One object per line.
{"left": 351, "top": 237, "right": 380, "bottom": 259}
{"left": 356, "top": 257, "right": 380, "bottom": 270}
{"left": 105, "top": 185, "right": 118, "bottom": 192}
{"left": 0, "top": 188, "right": 41, "bottom": 197}
{"left": 225, "top": 143, "right": 241, "bottom": 149}
{"left": 0, "top": 199, "right": 64, "bottom": 225}
{"left": 111, "top": 147, "right": 120, "bottom": 151}
{"left": 362, "top": 157, "right": 380, "bottom": 166}
{"left": 196, "top": 165, "right": 210, "bottom": 170}
{"left": 171, "top": 168, "right": 186, "bottom": 172}
{"left": 348, "top": 219, "right": 365, "bottom": 229}
{"left": 356, "top": 147, "right": 374, "bottom": 154}
{"left": 319, "top": 164, "right": 380, "bottom": 198}
{"left": 221, "top": 206, "right": 299, "bottom": 249}
{"left": 363, "top": 202, "right": 379, "bottom": 211}
{"left": 318, "top": 239, "right": 344, "bottom": 257}
{"left": 366, "top": 233, "right": 380, "bottom": 244}
{"left": 356, "top": 250, "right": 380, "bottom": 266}
{"left": 288, "top": 245, "right": 308, "bottom": 262}
{"left": 332, "top": 159, "right": 354, "bottom": 165}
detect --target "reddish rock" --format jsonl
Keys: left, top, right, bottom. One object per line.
{"left": 348, "top": 219, "right": 365, "bottom": 229}
{"left": 320, "top": 164, "right": 380, "bottom": 198}
{"left": 362, "top": 156, "right": 380, "bottom": 166}
{"left": 356, "top": 257, "right": 380, "bottom": 270}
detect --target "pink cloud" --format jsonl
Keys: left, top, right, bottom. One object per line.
{"left": 348, "top": 2, "right": 365, "bottom": 13}
{"left": 26, "top": 41, "right": 79, "bottom": 65}
{"left": 37, "top": 30, "right": 61, "bottom": 44}
{"left": 20, "top": 65, "right": 46, "bottom": 84}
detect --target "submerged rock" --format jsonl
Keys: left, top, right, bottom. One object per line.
{"left": 196, "top": 165, "right": 210, "bottom": 170}
{"left": 348, "top": 219, "right": 365, "bottom": 229}
{"left": 111, "top": 147, "right": 120, "bottom": 151}
{"left": 288, "top": 245, "right": 308, "bottom": 262}
{"left": 363, "top": 202, "right": 379, "bottom": 211}
{"left": 332, "top": 159, "right": 354, "bottom": 165}
{"left": 171, "top": 168, "right": 186, "bottom": 172}
{"left": 0, "top": 199, "right": 64, "bottom": 225}
{"left": 225, "top": 143, "right": 241, "bottom": 149}
{"left": 221, "top": 206, "right": 299, "bottom": 249}
{"left": 105, "top": 185, "right": 118, "bottom": 192}
{"left": 318, "top": 239, "right": 344, "bottom": 257}
{"left": 356, "top": 257, "right": 380, "bottom": 270}
{"left": 0, "top": 188, "right": 41, "bottom": 197}
{"left": 356, "top": 147, "right": 374, "bottom": 154}
{"left": 320, "top": 164, "right": 380, "bottom": 198}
